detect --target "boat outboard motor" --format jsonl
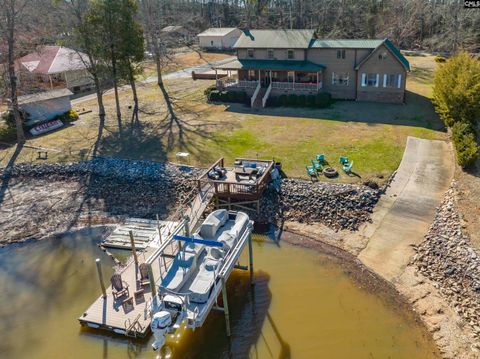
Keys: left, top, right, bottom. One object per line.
{"left": 151, "top": 311, "right": 172, "bottom": 351}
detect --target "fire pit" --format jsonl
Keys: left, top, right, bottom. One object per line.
{"left": 323, "top": 167, "right": 338, "bottom": 178}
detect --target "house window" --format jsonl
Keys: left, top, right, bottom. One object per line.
{"left": 366, "top": 73, "right": 378, "bottom": 86}
{"left": 267, "top": 49, "right": 274, "bottom": 59}
{"left": 287, "top": 71, "right": 295, "bottom": 82}
{"left": 378, "top": 52, "right": 388, "bottom": 60}
{"left": 248, "top": 70, "right": 256, "bottom": 80}
{"left": 332, "top": 72, "right": 349, "bottom": 86}
{"left": 336, "top": 49, "right": 346, "bottom": 59}
{"left": 210, "top": 40, "right": 214, "bottom": 46}
{"left": 383, "top": 74, "right": 397, "bottom": 87}
{"left": 287, "top": 49, "right": 295, "bottom": 60}
{"left": 247, "top": 49, "right": 254, "bottom": 58}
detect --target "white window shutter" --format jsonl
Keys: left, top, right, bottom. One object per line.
{"left": 361, "top": 73, "right": 366, "bottom": 87}
{"left": 383, "top": 74, "right": 387, "bottom": 87}
{"left": 331, "top": 72, "right": 335, "bottom": 85}
{"left": 375, "top": 74, "right": 379, "bottom": 87}
{"left": 397, "top": 74, "right": 402, "bottom": 88}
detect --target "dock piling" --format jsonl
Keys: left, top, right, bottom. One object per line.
{"left": 248, "top": 233, "right": 254, "bottom": 286}
{"left": 184, "top": 215, "right": 190, "bottom": 237}
{"left": 95, "top": 258, "right": 107, "bottom": 298}
{"left": 221, "top": 277, "right": 231, "bottom": 337}
{"left": 129, "top": 230, "right": 139, "bottom": 265}
{"left": 156, "top": 214, "right": 162, "bottom": 244}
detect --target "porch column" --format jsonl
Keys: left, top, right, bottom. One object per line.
{"left": 317, "top": 72, "right": 319, "bottom": 91}
{"left": 215, "top": 69, "right": 218, "bottom": 81}
{"left": 293, "top": 71, "right": 295, "bottom": 89}
{"left": 258, "top": 70, "right": 260, "bottom": 84}
{"left": 48, "top": 75, "right": 53, "bottom": 89}
{"left": 269, "top": 70, "right": 272, "bottom": 84}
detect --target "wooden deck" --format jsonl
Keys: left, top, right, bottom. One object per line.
{"left": 79, "top": 221, "right": 179, "bottom": 337}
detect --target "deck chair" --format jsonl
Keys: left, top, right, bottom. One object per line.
{"left": 316, "top": 154, "right": 325, "bottom": 164}
{"left": 111, "top": 273, "right": 129, "bottom": 300}
{"left": 306, "top": 165, "right": 317, "bottom": 178}
{"left": 138, "top": 263, "right": 150, "bottom": 287}
{"left": 311, "top": 160, "right": 322, "bottom": 171}
{"left": 343, "top": 161, "right": 353, "bottom": 174}
{"left": 339, "top": 156, "right": 349, "bottom": 165}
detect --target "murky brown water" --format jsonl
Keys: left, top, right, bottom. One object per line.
{"left": 0, "top": 228, "right": 439, "bottom": 359}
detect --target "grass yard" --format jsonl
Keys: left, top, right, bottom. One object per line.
{"left": 0, "top": 54, "right": 446, "bottom": 184}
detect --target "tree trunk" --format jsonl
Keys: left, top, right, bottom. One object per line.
{"left": 111, "top": 46, "right": 123, "bottom": 135}
{"left": 92, "top": 73, "right": 106, "bottom": 157}
{"left": 6, "top": 2, "right": 25, "bottom": 144}
{"left": 128, "top": 64, "right": 139, "bottom": 128}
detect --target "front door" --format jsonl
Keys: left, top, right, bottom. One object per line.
{"left": 263, "top": 70, "right": 272, "bottom": 87}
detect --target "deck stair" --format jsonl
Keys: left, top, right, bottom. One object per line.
{"left": 252, "top": 87, "right": 267, "bottom": 108}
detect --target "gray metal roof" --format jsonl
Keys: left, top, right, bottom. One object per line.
{"left": 18, "top": 88, "right": 73, "bottom": 105}
{"left": 309, "top": 39, "right": 384, "bottom": 49}
{"left": 234, "top": 29, "right": 315, "bottom": 49}
{"left": 197, "top": 28, "right": 238, "bottom": 37}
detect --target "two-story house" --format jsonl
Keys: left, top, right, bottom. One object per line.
{"left": 214, "top": 29, "right": 410, "bottom": 106}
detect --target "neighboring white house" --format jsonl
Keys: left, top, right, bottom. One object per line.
{"left": 197, "top": 28, "right": 242, "bottom": 50}
{"left": 17, "top": 88, "right": 73, "bottom": 127}
{"left": 16, "top": 46, "right": 93, "bottom": 94}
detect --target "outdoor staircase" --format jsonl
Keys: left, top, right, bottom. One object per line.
{"left": 252, "top": 87, "right": 267, "bottom": 108}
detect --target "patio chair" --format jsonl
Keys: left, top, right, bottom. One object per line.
{"left": 111, "top": 273, "right": 130, "bottom": 300}
{"left": 138, "top": 263, "right": 150, "bottom": 287}
{"left": 311, "top": 160, "right": 322, "bottom": 171}
{"left": 343, "top": 161, "right": 354, "bottom": 174}
{"left": 339, "top": 156, "right": 349, "bottom": 165}
{"left": 306, "top": 165, "right": 317, "bottom": 178}
{"left": 316, "top": 154, "right": 325, "bottom": 164}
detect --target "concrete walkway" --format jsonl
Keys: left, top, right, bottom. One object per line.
{"left": 356, "top": 137, "right": 454, "bottom": 282}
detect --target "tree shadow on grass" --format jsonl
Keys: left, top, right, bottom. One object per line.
{"left": 224, "top": 90, "right": 445, "bottom": 131}
{"left": 0, "top": 143, "right": 23, "bottom": 206}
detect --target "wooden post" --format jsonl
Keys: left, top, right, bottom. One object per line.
{"left": 156, "top": 214, "right": 162, "bottom": 244}
{"left": 293, "top": 71, "right": 295, "bottom": 89}
{"left": 148, "top": 263, "right": 156, "bottom": 296}
{"left": 96, "top": 258, "right": 107, "bottom": 298}
{"left": 129, "top": 230, "right": 138, "bottom": 265}
{"left": 317, "top": 72, "right": 319, "bottom": 90}
{"left": 184, "top": 216, "right": 190, "bottom": 237}
{"left": 248, "top": 233, "right": 254, "bottom": 286}
{"left": 221, "top": 277, "right": 231, "bottom": 337}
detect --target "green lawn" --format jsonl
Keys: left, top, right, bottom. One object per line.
{"left": 0, "top": 55, "right": 446, "bottom": 184}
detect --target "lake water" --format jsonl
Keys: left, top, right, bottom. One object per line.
{"left": 0, "top": 228, "right": 439, "bottom": 359}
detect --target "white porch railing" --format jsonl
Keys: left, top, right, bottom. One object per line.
{"left": 217, "top": 79, "right": 259, "bottom": 89}
{"left": 262, "top": 83, "right": 272, "bottom": 108}
{"left": 250, "top": 82, "right": 261, "bottom": 107}
{"left": 271, "top": 82, "right": 319, "bottom": 91}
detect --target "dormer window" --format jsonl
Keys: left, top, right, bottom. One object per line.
{"left": 267, "top": 49, "right": 274, "bottom": 59}
{"left": 247, "top": 49, "right": 254, "bottom": 58}
{"left": 337, "top": 49, "right": 346, "bottom": 59}
{"left": 287, "top": 49, "right": 295, "bottom": 60}
{"left": 378, "top": 52, "right": 387, "bottom": 60}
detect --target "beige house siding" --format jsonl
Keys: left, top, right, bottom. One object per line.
{"left": 237, "top": 48, "right": 305, "bottom": 61}
{"left": 356, "top": 44, "right": 406, "bottom": 103}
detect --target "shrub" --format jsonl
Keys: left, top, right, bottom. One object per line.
{"left": 451, "top": 121, "right": 479, "bottom": 168}
{"left": 279, "top": 95, "right": 288, "bottom": 106}
{"left": 209, "top": 90, "right": 220, "bottom": 101}
{"left": 267, "top": 96, "right": 278, "bottom": 107}
{"left": 287, "top": 94, "right": 298, "bottom": 106}
{"left": 297, "top": 94, "right": 306, "bottom": 106}
{"left": 204, "top": 84, "right": 216, "bottom": 98}
{"left": 306, "top": 95, "right": 316, "bottom": 107}
{"left": 227, "top": 91, "right": 236, "bottom": 102}
{"left": 433, "top": 51, "right": 480, "bottom": 127}
{"left": 57, "top": 109, "right": 79, "bottom": 123}
{"left": 237, "top": 91, "right": 247, "bottom": 103}
{"left": 220, "top": 91, "right": 228, "bottom": 101}
{"left": 434, "top": 56, "right": 446, "bottom": 63}
{"left": 315, "top": 92, "right": 332, "bottom": 108}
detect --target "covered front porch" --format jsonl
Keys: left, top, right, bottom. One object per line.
{"left": 214, "top": 59, "right": 325, "bottom": 93}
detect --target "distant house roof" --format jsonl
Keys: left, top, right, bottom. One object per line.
{"left": 353, "top": 39, "right": 410, "bottom": 71}
{"left": 17, "top": 46, "right": 89, "bottom": 75}
{"left": 309, "top": 39, "right": 384, "bottom": 49}
{"left": 234, "top": 29, "right": 315, "bottom": 49}
{"left": 215, "top": 59, "right": 325, "bottom": 72}
{"left": 161, "top": 25, "right": 185, "bottom": 33}
{"left": 18, "top": 88, "right": 73, "bottom": 105}
{"left": 197, "top": 28, "right": 238, "bottom": 37}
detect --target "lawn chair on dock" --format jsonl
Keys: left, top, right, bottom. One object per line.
{"left": 111, "top": 273, "right": 130, "bottom": 300}
{"left": 306, "top": 165, "right": 317, "bottom": 179}
{"left": 138, "top": 263, "right": 150, "bottom": 287}
{"left": 339, "top": 156, "right": 349, "bottom": 165}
